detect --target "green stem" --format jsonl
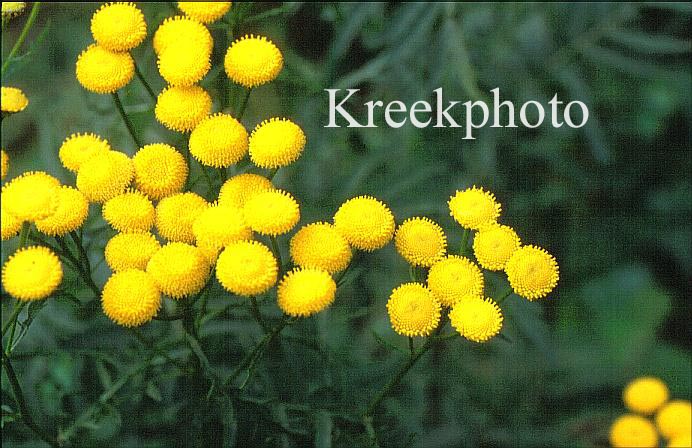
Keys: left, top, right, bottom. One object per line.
{"left": 459, "top": 228, "right": 470, "bottom": 256}
{"left": 219, "top": 167, "right": 227, "bottom": 182}
{"left": 111, "top": 92, "right": 142, "bottom": 148}
{"left": 236, "top": 87, "right": 252, "bottom": 119}
{"left": 18, "top": 221, "right": 30, "bottom": 248}
{"left": 267, "top": 167, "right": 279, "bottom": 180}
{"left": 495, "top": 287, "right": 514, "bottom": 305}
{"left": 68, "top": 232, "right": 101, "bottom": 298}
{"left": 131, "top": 328, "right": 189, "bottom": 373}
{"left": 133, "top": 61, "right": 156, "bottom": 101}
{"left": 334, "top": 258, "right": 354, "bottom": 287}
{"left": 269, "top": 235, "right": 283, "bottom": 272}
{"left": 2, "top": 301, "right": 24, "bottom": 337}
{"left": 408, "top": 337, "right": 415, "bottom": 357}
{"left": 250, "top": 296, "right": 269, "bottom": 334}
{"left": 1, "top": 2, "right": 41, "bottom": 76}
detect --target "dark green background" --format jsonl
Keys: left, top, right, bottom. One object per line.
{"left": 2, "top": 3, "right": 690, "bottom": 447}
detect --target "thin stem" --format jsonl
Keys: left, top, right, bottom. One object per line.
{"left": 130, "top": 328, "right": 189, "bottom": 373}
{"left": 68, "top": 232, "right": 101, "bottom": 298}
{"left": 111, "top": 92, "right": 142, "bottom": 148}
{"left": 236, "top": 87, "right": 252, "bottom": 119}
{"left": 219, "top": 167, "right": 227, "bottom": 182}
{"left": 408, "top": 337, "right": 415, "bottom": 357}
{"left": 2, "top": 301, "right": 24, "bottom": 337}
{"left": 1, "top": 2, "right": 41, "bottom": 76}
{"left": 269, "top": 235, "right": 283, "bottom": 272}
{"left": 267, "top": 167, "right": 279, "bottom": 180}
{"left": 335, "top": 258, "right": 354, "bottom": 287}
{"left": 495, "top": 287, "right": 514, "bottom": 305}
{"left": 250, "top": 296, "right": 270, "bottom": 334}
{"left": 459, "top": 228, "right": 470, "bottom": 256}
{"left": 133, "top": 61, "right": 156, "bottom": 101}
{"left": 18, "top": 221, "right": 30, "bottom": 248}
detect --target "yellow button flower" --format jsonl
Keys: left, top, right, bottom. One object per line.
{"left": 2, "top": 246, "right": 63, "bottom": 301}
{"left": 91, "top": 2, "right": 147, "bottom": 52}
{"left": 1, "top": 86, "right": 28, "bottom": 113}
{"left": 155, "top": 192, "right": 208, "bottom": 243}
{"left": 153, "top": 15, "right": 212, "bottom": 56}
{"left": 394, "top": 217, "right": 447, "bottom": 267}
{"left": 103, "top": 190, "right": 155, "bottom": 233}
{"left": 216, "top": 241, "right": 277, "bottom": 296}
{"left": 333, "top": 195, "right": 395, "bottom": 252}
{"left": 218, "top": 173, "right": 273, "bottom": 209}
{"left": 76, "top": 150, "right": 134, "bottom": 203}
{"left": 1, "top": 149, "right": 8, "bottom": 179}
{"left": 668, "top": 433, "right": 692, "bottom": 448}
{"left": 105, "top": 232, "right": 161, "bottom": 272}
{"left": 610, "top": 415, "right": 658, "bottom": 448}
{"left": 277, "top": 268, "right": 336, "bottom": 317}
{"left": 623, "top": 377, "right": 670, "bottom": 415}
{"left": 2, "top": 171, "right": 60, "bottom": 221}
{"left": 656, "top": 400, "right": 692, "bottom": 440}
{"left": 189, "top": 113, "right": 248, "bottom": 168}
{"left": 146, "top": 242, "right": 209, "bottom": 299}
{"left": 290, "top": 222, "right": 352, "bottom": 274}
{"left": 157, "top": 40, "right": 211, "bottom": 87}
{"left": 177, "top": 1, "right": 231, "bottom": 24}
{"left": 132, "top": 143, "right": 188, "bottom": 200}
{"left": 101, "top": 269, "right": 161, "bottom": 327}
{"left": 449, "top": 295, "right": 503, "bottom": 343}
{"left": 155, "top": 85, "right": 212, "bottom": 133}
{"left": 243, "top": 189, "right": 300, "bottom": 236}
{"left": 448, "top": 186, "right": 501, "bottom": 230}
{"left": 76, "top": 44, "right": 134, "bottom": 94}
{"left": 473, "top": 223, "right": 521, "bottom": 271}
{"left": 249, "top": 118, "right": 306, "bottom": 169}
{"left": 386, "top": 283, "right": 441, "bottom": 337}
{"left": 2, "top": 2, "right": 26, "bottom": 18}
{"left": 1, "top": 205, "right": 22, "bottom": 240}
{"left": 426, "top": 255, "right": 484, "bottom": 307}
{"left": 224, "top": 34, "right": 283, "bottom": 88}
{"left": 58, "top": 133, "right": 111, "bottom": 173}
{"left": 505, "top": 245, "right": 559, "bottom": 300}
{"left": 35, "top": 186, "right": 89, "bottom": 237}
{"left": 193, "top": 203, "right": 252, "bottom": 261}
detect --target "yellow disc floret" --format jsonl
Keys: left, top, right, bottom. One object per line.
{"left": 35, "top": 186, "right": 89, "bottom": 237}
{"left": 623, "top": 377, "right": 670, "bottom": 415}
{"left": 243, "top": 189, "right": 300, "bottom": 236}
{"left": 216, "top": 241, "right": 277, "bottom": 296}
{"left": 2, "top": 246, "right": 63, "bottom": 301}
{"left": 449, "top": 296, "right": 503, "bottom": 343}
{"left": 105, "top": 232, "right": 161, "bottom": 272}
{"left": 277, "top": 268, "right": 336, "bottom": 317}
{"left": 224, "top": 34, "right": 283, "bottom": 88}
{"left": 426, "top": 255, "right": 484, "bottom": 307}
{"left": 76, "top": 150, "right": 133, "bottom": 203}
{"left": 193, "top": 203, "right": 252, "bottom": 261}
{"left": 394, "top": 217, "right": 447, "bottom": 267}
{"left": 668, "top": 434, "right": 692, "bottom": 448}
{"left": 473, "top": 223, "right": 521, "bottom": 271}
{"left": 1, "top": 171, "right": 60, "bottom": 221}
{"left": 189, "top": 113, "right": 248, "bottom": 168}
{"left": 177, "top": 1, "right": 231, "bottom": 24}
{"left": 505, "top": 245, "right": 559, "bottom": 300}
{"left": 448, "top": 186, "right": 501, "bottom": 230}
{"left": 103, "top": 189, "right": 155, "bottom": 233}
{"left": 157, "top": 40, "right": 211, "bottom": 87}
{"left": 610, "top": 415, "right": 658, "bottom": 448}
{"left": 289, "top": 222, "right": 352, "bottom": 274}
{"left": 101, "top": 269, "right": 161, "bottom": 327}
{"left": 153, "top": 15, "right": 212, "bottom": 56}
{"left": 386, "top": 283, "right": 441, "bottom": 337}
{"left": 2, "top": 2, "right": 26, "bottom": 18}
{"left": 155, "top": 85, "right": 212, "bottom": 133}
{"left": 132, "top": 143, "right": 188, "bottom": 200}
{"left": 249, "top": 118, "right": 306, "bottom": 169}
{"left": 1, "top": 205, "right": 22, "bottom": 240}
{"left": 146, "top": 242, "right": 209, "bottom": 299}
{"left": 333, "top": 195, "right": 395, "bottom": 252}
{"left": 155, "top": 192, "right": 208, "bottom": 243}
{"left": 1, "top": 149, "right": 8, "bottom": 180}
{"left": 656, "top": 400, "right": 692, "bottom": 440}
{"left": 1, "top": 86, "right": 28, "bottom": 113}
{"left": 76, "top": 44, "right": 134, "bottom": 94}
{"left": 58, "top": 133, "right": 111, "bottom": 173}
{"left": 91, "top": 2, "right": 147, "bottom": 52}
{"left": 218, "top": 173, "right": 273, "bottom": 208}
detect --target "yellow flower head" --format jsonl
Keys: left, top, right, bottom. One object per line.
{"left": 216, "top": 240, "right": 277, "bottom": 296}
{"left": 1, "top": 171, "right": 60, "bottom": 221}
{"left": 277, "top": 268, "right": 336, "bottom": 317}
{"left": 449, "top": 296, "right": 503, "bottom": 342}
{"left": 91, "top": 2, "right": 147, "bottom": 52}
{"left": 668, "top": 434, "right": 692, "bottom": 448}
{"left": 157, "top": 40, "right": 211, "bottom": 87}
{"left": 1, "top": 149, "right": 8, "bottom": 180}
{"left": 623, "top": 377, "right": 670, "bottom": 415}
{"left": 101, "top": 269, "right": 161, "bottom": 327}
{"left": 76, "top": 150, "right": 134, "bottom": 203}
{"left": 193, "top": 203, "right": 252, "bottom": 261}
{"left": 290, "top": 222, "right": 352, "bottom": 274}
{"left": 473, "top": 223, "right": 521, "bottom": 271}
{"left": 76, "top": 44, "right": 134, "bottom": 94}
{"left": 58, "top": 133, "right": 111, "bottom": 173}
{"left": 448, "top": 186, "right": 501, "bottom": 230}
{"left": 153, "top": 15, "right": 213, "bottom": 56}
{"left": 2, "top": 246, "right": 63, "bottom": 301}
{"left": 333, "top": 195, "right": 395, "bottom": 251}
{"left": 394, "top": 217, "right": 447, "bottom": 267}
{"left": 249, "top": 118, "right": 306, "bottom": 169}
{"left": 103, "top": 189, "right": 155, "bottom": 233}
{"left": 189, "top": 113, "right": 248, "bottom": 168}
{"left": 656, "top": 400, "right": 692, "bottom": 440}
{"left": 133, "top": 143, "right": 188, "bottom": 200}
{"left": 610, "top": 415, "right": 658, "bottom": 448}
{"left": 218, "top": 173, "right": 273, "bottom": 208}
{"left": 243, "top": 189, "right": 300, "bottom": 236}
{"left": 1, "top": 205, "right": 22, "bottom": 240}
{"left": 178, "top": 1, "right": 231, "bottom": 24}
{"left": 105, "top": 232, "right": 161, "bottom": 272}
{"left": 155, "top": 192, "right": 208, "bottom": 243}
{"left": 426, "top": 255, "right": 483, "bottom": 307}
{"left": 155, "top": 85, "right": 212, "bottom": 133}
{"left": 1, "top": 86, "right": 28, "bottom": 113}
{"left": 505, "top": 245, "right": 559, "bottom": 300}
{"left": 146, "top": 242, "right": 209, "bottom": 299}
{"left": 35, "top": 186, "right": 89, "bottom": 237}
{"left": 2, "top": 2, "right": 26, "bottom": 18}
{"left": 224, "top": 34, "right": 283, "bottom": 88}
{"left": 386, "top": 283, "right": 441, "bottom": 337}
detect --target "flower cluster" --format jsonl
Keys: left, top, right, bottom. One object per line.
{"left": 609, "top": 376, "right": 691, "bottom": 448}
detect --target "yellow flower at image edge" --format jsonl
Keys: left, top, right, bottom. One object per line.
{"left": 153, "top": 15, "right": 213, "bottom": 56}
{"left": 394, "top": 217, "right": 447, "bottom": 267}
{"left": 277, "top": 268, "right": 336, "bottom": 317}
{"left": 448, "top": 186, "right": 501, "bottom": 230}
{"left": 249, "top": 118, "right": 306, "bottom": 169}
{"left": 155, "top": 85, "right": 212, "bottom": 133}
{"left": 102, "top": 269, "right": 161, "bottom": 327}
{"left": 505, "top": 245, "right": 559, "bottom": 300}
{"left": 76, "top": 44, "right": 134, "bottom": 94}
{"left": 623, "top": 377, "right": 669, "bottom": 415}
{"left": 1, "top": 206, "right": 22, "bottom": 240}
{"left": 243, "top": 189, "right": 300, "bottom": 236}
{"left": 155, "top": 192, "right": 208, "bottom": 243}
{"left": 609, "top": 415, "right": 658, "bottom": 448}
{"left": 90, "top": 2, "right": 147, "bottom": 52}
{"left": 35, "top": 186, "right": 89, "bottom": 237}
{"left": 2, "top": 2, "right": 26, "bottom": 18}
{"left": 449, "top": 296, "right": 503, "bottom": 343}
{"left": 473, "top": 223, "right": 521, "bottom": 271}
{"left": 133, "top": 143, "right": 188, "bottom": 200}
{"left": 224, "top": 34, "right": 283, "bottom": 88}
{"left": 427, "top": 255, "right": 484, "bottom": 307}
{"left": 218, "top": 173, "right": 273, "bottom": 209}
{"left": 1, "top": 86, "right": 29, "bottom": 113}
{"left": 656, "top": 400, "right": 692, "bottom": 440}
{"left": 189, "top": 113, "right": 248, "bottom": 168}
{"left": 103, "top": 189, "right": 155, "bottom": 233}
{"left": 386, "top": 283, "right": 441, "bottom": 337}
{"left": 146, "top": 242, "right": 209, "bottom": 299}
{"left": 668, "top": 434, "right": 692, "bottom": 448}
{"left": 1, "top": 149, "right": 9, "bottom": 180}
{"left": 290, "top": 222, "right": 352, "bottom": 274}
{"left": 216, "top": 241, "right": 278, "bottom": 296}
{"left": 2, "top": 246, "right": 63, "bottom": 301}
{"left": 105, "top": 232, "right": 161, "bottom": 272}
{"left": 58, "top": 133, "right": 111, "bottom": 173}
{"left": 333, "top": 195, "right": 395, "bottom": 251}
{"left": 178, "top": 1, "right": 231, "bottom": 24}
{"left": 76, "top": 150, "right": 134, "bottom": 203}
{"left": 2, "top": 171, "right": 61, "bottom": 221}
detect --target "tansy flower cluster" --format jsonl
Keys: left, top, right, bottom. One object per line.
{"left": 609, "top": 376, "right": 691, "bottom": 448}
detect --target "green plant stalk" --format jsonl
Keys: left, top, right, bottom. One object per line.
{"left": 459, "top": 228, "right": 470, "bottom": 255}
{"left": 68, "top": 232, "right": 101, "bottom": 298}
{"left": 133, "top": 61, "right": 156, "bottom": 101}
{"left": 268, "top": 167, "right": 280, "bottom": 180}
{"left": 4, "top": 223, "right": 32, "bottom": 352}
{"left": 495, "top": 287, "right": 514, "bottom": 305}
{"left": 2, "top": 301, "right": 24, "bottom": 337}
{"left": 1, "top": 2, "right": 41, "bottom": 76}
{"left": 236, "top": 87, "right": 252, "bottom": 119}
{"left": 250, "top": 296, "right": 270, "bottom": 334}
{"left": 131, "top": 328, "right": 189, "bottom": 374}
{"left": 269, "top": 235, "right": 283, "bottom": 272}
{"left": 111, "top": 91, "right": 142, "bottom": 148}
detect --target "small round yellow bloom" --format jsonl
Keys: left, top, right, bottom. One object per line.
{"left": 668, "top": 434, "right": 692, "bottom": 448}
{"left": 449, "top": 296, "right": 503, "bottom": 342}
{"left": 290, "top": 222, "right": 352, "bottom": 274}
{"left": 155, "top": 192, "right": 208, "bottom": 243}
{"left": 103, "top": 189, "right": 155, "bottom": 233}
{"left": 76, "top": 44, "right": 134, "bottom": 94}
{"left": 189, "top": 113, "right": 248, "bottom": 168}
{"left": 2, "top": 246, "right": 63, "bottom": 301}
{"left": 101, "top": 269, "right": 161, "bottom": 327}
{"left": 218, "top": 173, "right": 273, "bottom": 208}
{"left": 178, "top": 1, "right": 231, "bottom": 24}
{"left": 473, "top": 223, "right": 521, "bottom": 271}
{"left": 146, "top": 242, "right": 209, "bottom": 299}
{"left": 610, "top": 415, "right": 658, "bottom": 448}
{"left": 277, "top": 268, "right": 336, "bottom": 317}
{"left": 448, "top": 186, "right": 501, "bottom": 230}
{"left": 249, "top": 118, "right": 306, "bottom": 169}
{"left": 2, "top": 2, "right": 26, "bottom": 18}
{"left": 333, "top": 195, "right": 395, "bottom": 251}
{"left": 91, "top": 2, "right": 147, "bottom": 52}
{"left": 157, "top": 40, "right": 211, "bottom": 87}
{"left": 623, "top": 377, "right": 670, "bottom": 415}
{"left": 105, "top": 232, "right": 161, "bottom": 272}
{"left": 1, "top": 149, "right": 8, "bottom": 180}
{"left": 193, "top": 203, "right": 252, "bottom": 261}
{"left": 426, "top": 255, "right": 483, "bottom": 307}
{"left": 243, "top": 189, "right": 300, "bottom": 236}
{"left": 1, "top": 171, "right": 60, "bottom": 221}
{"left": 153, "top": 15, "right": 213, "bottom": 56}
{"left": 58, "top": 133, "right": 111, "bottom": 173}
{"left": 132, "top": 143, "right": 188, "bottom": 200}
{"left": 216, "top": 241, "right": 277, "bottom": 296}
{"left": 386, "top": 283, "right": 441, "bottom": 337}
{"left": 224, "top": 34, "right": 283, "bottom": 88}
{"left": 1, "top": 205, "right": 22, "bottom": 240}
{"left": 656, "top": 400, "right": 692, "bottom": 440}
{"left": 1, "top": 86, "right": 28, "bottom": 113}
{"left": 35, "top": 186, "right": 89, "bottom": 237}
{"left": 76, "top": 150, "right": 134, "bottom": 203}
{"left": 155, "top": 85, "right": 212, "bottom": 133}
{"left": 505, "top": 245, "right": 559, "bottom": 300}
{"left": 394, "top": 217, "right": 447, "bottom": 267}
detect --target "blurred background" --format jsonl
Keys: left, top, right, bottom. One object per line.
{"left": 2, "top": 2, "right": 691, "bottom": 447}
